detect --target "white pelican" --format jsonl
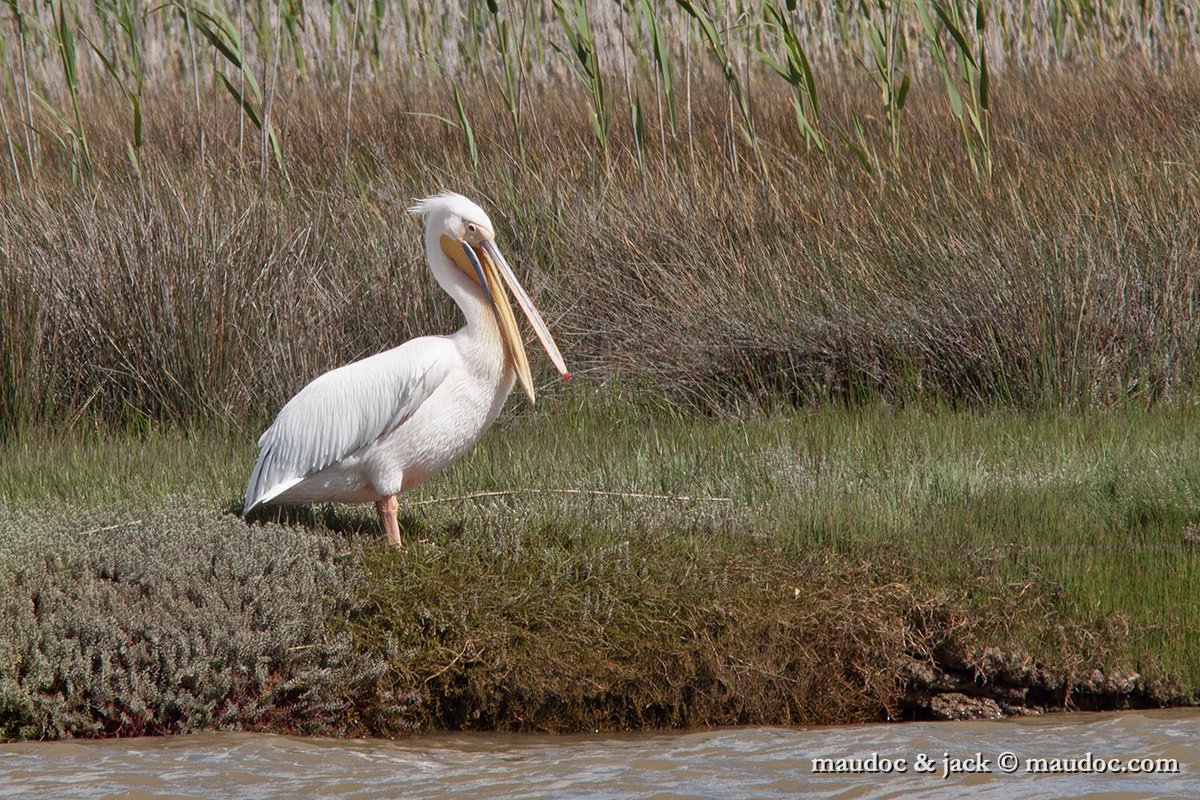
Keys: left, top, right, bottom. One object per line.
{"left": 243, "top": 192, "right": 568, "bottom": 545}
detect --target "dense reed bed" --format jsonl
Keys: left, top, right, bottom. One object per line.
{"left": 2, "top": 61, "right": 1199, "bottom": 425}
{"left": 3, "top": 2, "right": 1199, "bottom": 424}
{"left": 4, "top": 0, "right": 1198, "bottom": 179}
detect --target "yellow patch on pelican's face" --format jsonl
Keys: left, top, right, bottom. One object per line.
{"left": 440, "top": 234, "right": 484, "bottom": 289}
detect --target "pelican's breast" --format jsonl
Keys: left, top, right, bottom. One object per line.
{"left": 367, "top": 339, "right": 515, "bottom": 494}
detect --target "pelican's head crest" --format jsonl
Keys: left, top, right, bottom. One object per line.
{"left": 408, "top": 191, "right": 495, "bottom": 243}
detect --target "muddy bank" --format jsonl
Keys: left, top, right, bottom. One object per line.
{"left": 901, "top": 647, "right": 1193, "bottom": 721}
{"left": 361, "top": 637, "right": 1197, "bottom": 736}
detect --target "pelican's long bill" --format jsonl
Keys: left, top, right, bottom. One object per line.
{"left": 453, "top": 237, "right": 569, "bottom": 402}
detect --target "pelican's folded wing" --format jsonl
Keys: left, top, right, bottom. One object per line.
{"left": 243, "top": 337, "right": 452, "bottom": 512}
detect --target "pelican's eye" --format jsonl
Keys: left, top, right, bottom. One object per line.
{"left": 466, "top": 223, "right": 478, "bottom": 234}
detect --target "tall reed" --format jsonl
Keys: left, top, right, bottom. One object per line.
{"left": 552, "top": 0, "right": 609, "bottom": 155}
{"left": 3, "top": 0, "right": 1195, "bottom": 187}
{"left": 920, "top": 0, "right": 992, "bottom": 179}
{"left": 33, "top": 1, "right": 93, "bottom": 182}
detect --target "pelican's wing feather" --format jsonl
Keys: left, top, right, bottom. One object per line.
{"left": 243, "top": 337, "right": 453, "bottom": 512}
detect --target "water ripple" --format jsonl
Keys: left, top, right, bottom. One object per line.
{"left": 1, "top": 710, "right": 1196, "bottom": 800}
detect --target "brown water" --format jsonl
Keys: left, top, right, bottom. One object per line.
{"left": 1, "top": 710, "right": 1196, "bottom": 800}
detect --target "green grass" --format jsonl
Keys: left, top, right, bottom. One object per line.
{"left": 2, "top": 397, "right": 1196, "bottom": 737}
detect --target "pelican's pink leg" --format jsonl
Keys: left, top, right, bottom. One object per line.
{"left": 375, "top": 495, "right": 402, "bottom": 547}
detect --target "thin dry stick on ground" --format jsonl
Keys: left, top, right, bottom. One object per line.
{"left": 410, "top": 488, "right": 734, "bottom": 506}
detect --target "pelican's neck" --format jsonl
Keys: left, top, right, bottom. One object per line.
{"left": 426, "top": 232, "right": 507, "bottom": 363}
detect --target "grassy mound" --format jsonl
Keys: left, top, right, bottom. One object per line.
{"left": 0, "top": 403, "right": 1195, "bottom": 739}
{"left": 0, "top": 504, "right": 1147, "bottom": 740}
{"left": 350, "top": 532, "right": 1131, "bottom": 732}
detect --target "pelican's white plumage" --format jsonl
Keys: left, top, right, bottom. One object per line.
{"left": 243, "top": 340, "right": 452, "bottom": 508}
{"left": 243, "top": 192, "right": 567, "bottom": 544}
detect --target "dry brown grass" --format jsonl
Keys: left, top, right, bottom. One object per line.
{"left": 2, "top": 63, "right": 1197, "bottom": 427}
